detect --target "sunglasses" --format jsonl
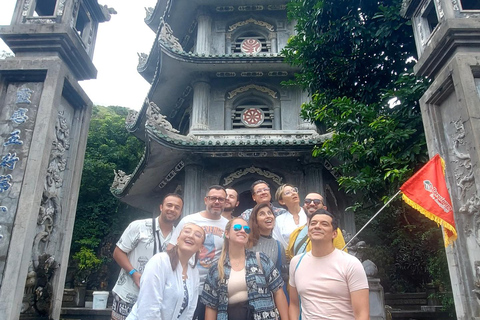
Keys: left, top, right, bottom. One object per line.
{"left": 233, "top": 224, "right": 251, "bottom": 234}
{"left": 304, "top": 199, "right": 323, "bottom": 205}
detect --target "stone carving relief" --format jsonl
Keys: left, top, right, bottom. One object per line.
{"left": 145, "top": 7, "right": 154, "bottom": 20}
{"left": 10, "top": 108, "right": 29, "bottom": 124}
{"left": 451, "top": 0, "right": 460, "bottom": 11}
{"left": 125, "top": 110, "right": 139, "bottom": 129}
{"left": 34, "top": 111, "right": 70, "bottom": 266}
{"left": 111, "top": 170, "right": 132, "bottom": 191}
{"left": 146, "top": 100, "right": 179, "bottom": 133}
{"left": 227, "top": 84, "right": 277, "bottom": 99}
{"left": 0, "top": 174, "right": 13, "bottom": 192}
{"left": 216, "top": 6, "right": 235, "bottom": 12}
{"left": 56, "top": 0, "right": 67, "bottom": 16}
{"left": 158, "top": 161, "right": 185, "bottom": 188}
{"left": 170, "top": 86, "right": 192, "bottom": 118}
{"left": 137, "top": 52, "right": 148, "bottom": 70}
{"left": 16, "top": 88, "right": 33, "bottom": 104}
{"left": 3, "top": 130, "right": 23, "bottom": 146}
{"left": 238, "top": 5, "right": 264, "bottom": 11}
{"left": 474, "top": 261, "right": 480, "bottom": 299}
{"left": 0, "top": 153, "right": 20, "bottom": 170}
{"left": 159, "top": 20, "right": 183, "bottom": 52}
{"left": 435, "top": 0, "right": 445, "bottom": 19}
{"left": 451, "top": 119, "right": 480, "bottom": 246}
{"left": 228, "top": 18, "right": 274, "bottom": 32}
{"left": 222, "top": 166, "right": 283, "bottom": 186}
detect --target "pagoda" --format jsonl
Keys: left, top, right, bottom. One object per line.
{"left": 111, "top": 0, "right": 355, "bottom": 232}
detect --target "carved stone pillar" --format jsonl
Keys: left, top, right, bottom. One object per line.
{"left": 191, "top": 78, "right": 210, "bottom": 131}
{"left": 0, "top": 2, "right": 110, "bottom": 319}
{"left": 402, "top": 1, "right": 480, "bottom": 317}
{"left": 183, "top": 162, "right": 204, "bottom": 217}
{"left": 195, "top": 11, "right": 211, "bottom": 55}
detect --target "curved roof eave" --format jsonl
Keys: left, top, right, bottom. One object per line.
{"left": 111, "top": 124, "right": 331, "bottom": 208}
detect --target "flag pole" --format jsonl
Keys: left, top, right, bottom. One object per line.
{"left": 342, "top": 190, "right": 402, "bottom": 251}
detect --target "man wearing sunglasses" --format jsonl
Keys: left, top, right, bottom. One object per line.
{"left": 168, "top": 185, "right": 229, "bottom": 320}
{"left": 286, "top": 192, "right": 346, "bottom": 260}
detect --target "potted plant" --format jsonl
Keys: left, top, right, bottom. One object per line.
{"left": 72, "top": 247, "right": 102, "bottom": 307}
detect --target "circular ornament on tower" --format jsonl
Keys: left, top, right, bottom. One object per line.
{"left": 241, "top": 108, "right": 264, "bottom": 127}
{"left": 241, "top": 38, "right": 262, "bottom": 54}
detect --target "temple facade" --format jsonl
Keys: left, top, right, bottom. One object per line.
{"left": 111, "top": 0, "right": 355, "bottom": 233}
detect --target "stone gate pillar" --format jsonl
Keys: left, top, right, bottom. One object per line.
{"left": 0, "top": 1, "right": 112, "bottom": 319}
{"left": 402, "top": 1, "right": 480, "bottom": 318}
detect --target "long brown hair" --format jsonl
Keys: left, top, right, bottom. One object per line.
{"left": 248, "top": 203, "right": 273, "bottom": 248}
{"left": 167, "top": 223, "right": 205, "bottom": 271}
{"left": 217, "top": 217, "right": 247, "bottom": 280}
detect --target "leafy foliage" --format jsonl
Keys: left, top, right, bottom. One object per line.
{"left": 283, "top": 0, "right": 453, "bottom": 302}
{"left": 69, "top": 105, "right": 144, "bottom": 289}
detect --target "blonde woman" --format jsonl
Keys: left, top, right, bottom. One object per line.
{"left": 126, "top": 223, "right": 205, "bottom": 320}
{"left": 201, "top": 217, "right": 288, "bottom": 320}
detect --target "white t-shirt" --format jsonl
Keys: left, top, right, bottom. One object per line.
{"left": 289, "top": 249, "right": 369, "bottom": 320}
{"left": 113, "top": 217, "right": 174, "bottom": 304}
{"left": 169, "top": 212, "right": 228, "bottom": 287}
{"left": 275, "top": 208, "right": 307, "bottom": 245}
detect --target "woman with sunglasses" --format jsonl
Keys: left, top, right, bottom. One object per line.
{"left": 248, "top": 203, "right": 288, "bottom": 284}
{"left": 201, "top": 217, "right": 288, "bottom": 320}
{"left": 126, "top": 223, "right": 205, "bottom": 320}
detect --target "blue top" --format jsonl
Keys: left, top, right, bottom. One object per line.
{"left": 201, "top": 250, "right": 284, "bottom": 320}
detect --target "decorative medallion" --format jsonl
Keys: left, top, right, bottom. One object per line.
{"left": 241, "top": 108, "right": 264, "bottom": 127}
{"left": 241, "top": 38, "right": 262, "bottom": 54}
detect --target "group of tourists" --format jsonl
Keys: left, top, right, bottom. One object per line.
{"left": 110, "top": 181, "right": 370, "bottom": 320}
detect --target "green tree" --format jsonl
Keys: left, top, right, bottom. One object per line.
{"left": 70, "top": 105, "right": 144, "bottom": 289}
{"left": 283, "top": 0, "right": 453, "bottom": 302}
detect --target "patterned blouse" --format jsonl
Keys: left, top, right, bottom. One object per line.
{"left": 201, "top": 250, "right": 283, "bottom": 320}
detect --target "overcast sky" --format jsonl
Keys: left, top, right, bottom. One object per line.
{"left": 0, "top": 0, "right": 156, "bottom": 111}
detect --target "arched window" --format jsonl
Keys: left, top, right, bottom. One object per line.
{"left": 232, "top": 100, "right": 273, "bottom": 129}
{"left": 232, "top": 31, "right": 270, "bottom": 54}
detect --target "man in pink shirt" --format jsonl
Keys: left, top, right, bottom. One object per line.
{"left": 289, "top": 209, "right": 369, "bottom": 320}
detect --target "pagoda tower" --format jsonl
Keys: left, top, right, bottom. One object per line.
{"left": 112, "top": 0, "right": 355, "bottom": 233}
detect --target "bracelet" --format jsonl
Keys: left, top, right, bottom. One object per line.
{"left": 128, "top": 268, "right": 137, "bottom": 276}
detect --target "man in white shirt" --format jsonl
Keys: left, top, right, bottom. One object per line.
{"left": 169, "top": 185, "right": 229, "bottom": 320}
{"left": 289, "top": 209, "right": 369, "bottom": 320}
{"left": 111, "top": 193, "right": 183, "bottom": 320}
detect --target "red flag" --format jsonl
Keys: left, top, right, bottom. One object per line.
{"left": 400, "top": 154, "right": 457, "bottom": 247}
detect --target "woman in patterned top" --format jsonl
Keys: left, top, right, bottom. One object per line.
{"left": 126, "top": 223, "right": 205, "bottom": 320}
{"left": 201, "top": 217, "right": 288, "bottom": 320}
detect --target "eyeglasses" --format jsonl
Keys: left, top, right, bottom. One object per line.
{"left": 232, "top": 224, "right": 251, "bottom": 234}
{"left": 254, "top": 187, "right": 270, "bottom": 195}
{"left": 304, "top": 199, "right": 323, "bottom": 205}
{"left": 206, "top": 196, "right": 226, "bottom": 203}
{"left": 283, "top": 187, "right": 299, "bottom": 197}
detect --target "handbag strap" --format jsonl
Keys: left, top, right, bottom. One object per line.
{"left": 152, "top": 217, "right": 163, "bottom": 255}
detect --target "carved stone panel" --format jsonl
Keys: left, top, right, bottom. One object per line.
{"left": 0, "top": 82, "right": 43, "bottom": 286}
